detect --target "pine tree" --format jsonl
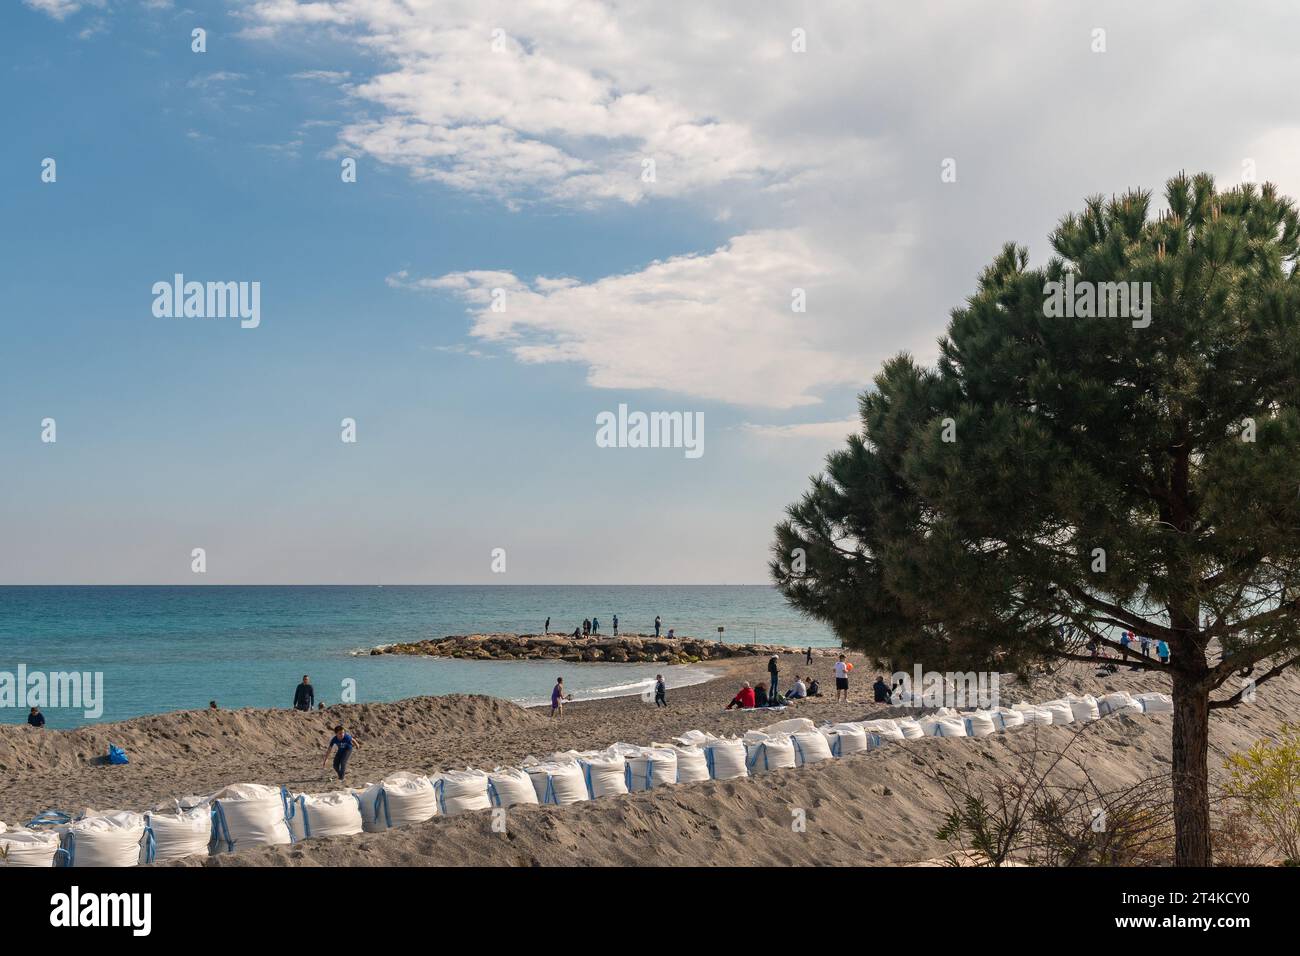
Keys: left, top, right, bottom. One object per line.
{"left": 772, "top": 172, "right": 1300, "bottom": 866}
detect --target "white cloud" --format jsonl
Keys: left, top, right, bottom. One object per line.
{"left": 740, "top": 419, "right": 860, "bottom": 442}
{"left": 400, "top": 230, "right": 865, "bottom": 409}
{"left": 24, "top": 0, "right": 91, "bottom": 19}
{"left": 291, "top": 69, "right": 351, "bottom": 82}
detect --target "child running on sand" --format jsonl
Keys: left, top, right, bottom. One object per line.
{"left": 322, "top": 724, "right": 356, "bottom": 781}
{"left": 654, "top": 674, "right": 667, "bottom": 708}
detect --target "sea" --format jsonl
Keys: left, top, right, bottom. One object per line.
{"left": 0, "top": 586, "right": 836, "bottom": 728}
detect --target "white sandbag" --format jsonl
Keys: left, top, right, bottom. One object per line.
{"left": 358, "top": 771, "right": 439, "bottom": 832}
{"left": 1013, "top": 703, "right": 1054, "bottom": 726}
{"left": 667, "top": 745, "right": 711, "bottom": 784}
{"left": 486, "top": 767, "right": 540, "bottom": 807}
{"left": 1098, "top": 692, "right": 1143, "bottom": 716}
{"left": 580, "top": 754, "right": 630, "bottom": 799}
{"left": 63, "top": 811, "right": 147, "bottom": 867}
{"left": 861, "top": 718, "right": 906, "bottom": 745}
{"left": 1041, "top": 700, "right": 1075, "bottom": 725}
{"left": 525, "top": 760, "right": 590, "bottom": 805}
{"left": 822, "top": 723, "right": 869, "bottom": 756}
{"left": 895, "top": 717, "right": 925, "bottom": 739}
{"left": 0, "top": 827, "right": 62, "bottom": 867}
{"left": 991, "top": 707, "right": 1026, "bottom": 730}
{"left": 210, "top": 784, "right": 291, "bottom": 854}
{"left": 286, "top": 790, "right": 364, "bottom": 841}
{"left": 920, "top": 714, "right": 968, "bottom": 737}
{"left": 674, "top": 730, "right": 710, "bottom": 748}
{"left": 791, "top": 729, "right": 834, "bottom": 765}
{"left": 433, "top": 769, "right": 493, "bottom": 816}
{"left": 703, "top": 737, "right": 749, "bottom": 780}
{"left": 760, "top": 717, "right": 816, "bottom": 736}
{"left": 962, "top": 711, "right": 999, "bottom": 737}
{"left": 1067, "top": 695, "right": 1101, "bottom": 723}
{"left": 144, "top": 807, "right": 213, "bottom": 863}
{"left": 624, "top": 747, "right": 678, "bottom": 791}
{"left": 744, "top": 733, "right": 797, "bottom": 773}
{"left": 1136, "top": 692, "right": 1174, "bottom": 714}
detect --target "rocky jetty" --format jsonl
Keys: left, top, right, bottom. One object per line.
{"left": 369, "top": 633, "right": 831, "bottom": 665}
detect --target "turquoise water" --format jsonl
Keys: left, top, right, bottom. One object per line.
{"left": 0, "top": 586, "right": 835, "bottom": 727}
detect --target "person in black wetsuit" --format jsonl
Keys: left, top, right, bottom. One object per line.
{"left": 293, "top": 675, "right": 314, "bottom": 711}
{"left": 28, "top": 707, "right": 45, "bottom": 728}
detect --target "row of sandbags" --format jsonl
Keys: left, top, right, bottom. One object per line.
{"left": 0, "top": 690, "right": 1174, "bottom": 866}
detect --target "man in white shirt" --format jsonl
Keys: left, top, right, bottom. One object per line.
{"left": 833, "top": 654, "right": 850, "bottom": 702}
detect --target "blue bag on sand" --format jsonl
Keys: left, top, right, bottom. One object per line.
{"left": 107, "top": 744, "right": 129, "bottom": 765}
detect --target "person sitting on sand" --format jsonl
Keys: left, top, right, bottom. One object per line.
{"left": 787, "top": 677, "right": 807, "bottom": 700}
{"left": 293, "top": 675, "right": 314, "bottom": 712}
{"left": 873, "top": 675, "right": 890, "bottom": 703}
{"left": 322, "top": 724, "right": 356, "bottom": 781}
{"left": 726, "top": 682, "right": 756, "bottom": 710}
{"left": 551, "top": 677, "right": 573, "bottom": 718}
{"left": 209, "top": 700, "right": 218, "bottom": 710}
{"left": 753, "top": 683, "right": 769, "bottom": 707}
{"left": 572, "top": 625, "right": 581, "bottom": 638}
{"left": 654, "top": 674, "right": 667, "bottom": 708}
{"left": 27, "top": 706, "right": 45, "bottom": 728}
{"left": 807, "top": 677, "right": 821, "bottom": 697}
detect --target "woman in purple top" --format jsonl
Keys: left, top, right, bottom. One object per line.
{"left": 550, "top": 678, "right": 572, "bottom": 719}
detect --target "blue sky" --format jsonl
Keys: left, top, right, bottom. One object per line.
{"left": 6, "top": 1, "right": 1300, "bottom": 583}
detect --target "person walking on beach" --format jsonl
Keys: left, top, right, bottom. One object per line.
{"left": 654, "top": 615, "right": 661, "bottom": 637}
{"left": 1140, "top": 634, "right": 1151, "bottom": 658}
{"left": 322, "top": 724, "right": 356, "bottom": 781}
{"left": 767, "top": 654, "right": 780, "bottom": 701}
{"left": 805, "top": 647, "right": 813, "bottom": 665}
{"left": 613, "top": 614, "right": 619, "bottom": 636}
{"left": 654, "top": 674, "right": 667, "bottom": 708}
{"left": 834, "top": 654, "right": 850, "bottom": 702}
{"left": 293, "top": 675, "right": 314, "bottom": 712}
{"left": 551, "top": 677, "right": 572, "bottom": 718}
{"left": 27, "top": 706, "right": 45, "bottom": 728}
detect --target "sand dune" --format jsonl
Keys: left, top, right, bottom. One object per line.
{"left": 2, "top": 650, "right": 1294, "bottom": 865}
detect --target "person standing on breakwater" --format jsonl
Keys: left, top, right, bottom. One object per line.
{"left": 654, "top": 615, "right": 661, "bottom": 637}
{"left": 613, "top": 614, "right": 619, "bottom": 636}
{"left": 545, "top": 616, "right": 550, "bottom": 634}
{"left": 322, "top": 724, "right": 356, "bottom": 781}
{"left": 592, "top": 616, "right": 600, "bottom": 634}
{"left": 293, "top": 675, "right": 314, "bottom": 711}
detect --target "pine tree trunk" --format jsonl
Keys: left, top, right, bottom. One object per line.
{"left": 1170, "top": 672, "right": 1212, "bottom": 866}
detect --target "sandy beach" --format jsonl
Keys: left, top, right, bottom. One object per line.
{"left": 3, "top": 650, "right": 1294, "bottom": 866}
